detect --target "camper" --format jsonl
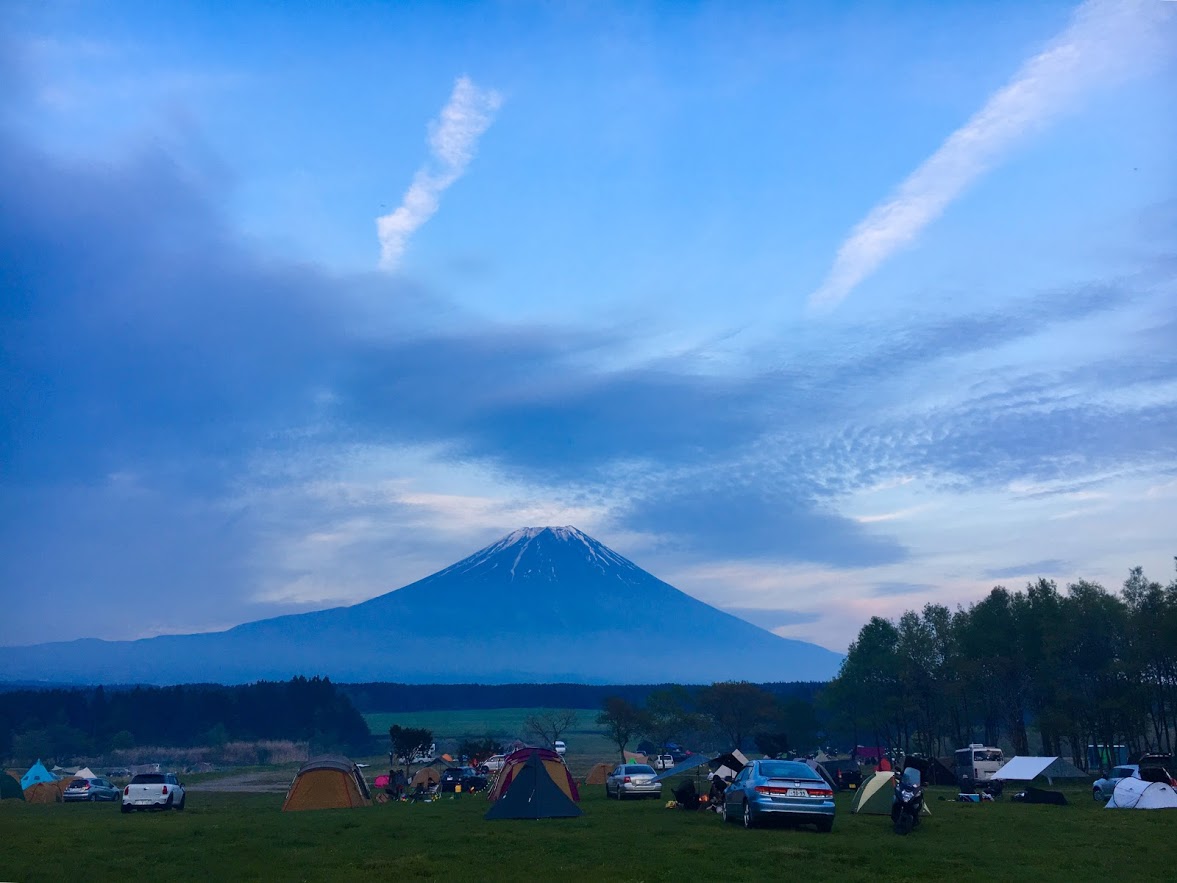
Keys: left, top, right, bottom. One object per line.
{"left": 955, "top": 744, "right": 1004, "bottom": 783}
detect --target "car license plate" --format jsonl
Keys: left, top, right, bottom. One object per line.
{"left": 786, "top": 788, "right": 807, "bottom": 797}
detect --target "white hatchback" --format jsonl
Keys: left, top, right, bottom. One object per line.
{"left": 652, "top": 754, "right": 675, "bottom": 771}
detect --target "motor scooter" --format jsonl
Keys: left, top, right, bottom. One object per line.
{"left": 891, "top": 767, "right": 924, "bottom": 835}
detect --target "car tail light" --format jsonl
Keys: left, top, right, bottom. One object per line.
{"left": 623, "top": 776, "right": 631, "bottom": 783}
{"left": 755, "top": 785, "right": 789, "bottom": 795}
{"left": 807, "top": 788, "right": 834, "bottom": 798}
{"left": 161, "top": 785, "right": 168, "bottom": 795}
{"left": 83, "top": 782, "right": 90, "bottom": 789}
{"left": 124, "top": 786, "right": 130, "bottom": 795}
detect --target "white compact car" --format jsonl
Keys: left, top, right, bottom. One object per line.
{"left": 121, "top": 772, "right": 186, "bottom": 812}
{"left": 652, "top": 754, "right": 675, "bottom": 771}
{"left": 554, "top": 741, "right": 567, "bottom": 756}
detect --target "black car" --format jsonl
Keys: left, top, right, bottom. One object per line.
{"left": 821, "top": 758, "right": 863, "bottom": 790}
{"left": 439, "top": 767, "right": 487, "bottom": 793}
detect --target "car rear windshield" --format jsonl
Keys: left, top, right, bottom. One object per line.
{"left": 823, "top": 760, "right": 857, "bottom": 772}
{"left": 759, "top": 761, "right": 818, "bottom": 780}
{"left": 131, "top": 774, "right": 166, "bottom": 784}
{"left": 624, "top": 765, "right": 654, "bottom": 775}
{"left": 68, "top": 779, "right": 88, "bottom": 787}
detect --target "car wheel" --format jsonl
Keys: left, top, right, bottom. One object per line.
{"left": 176, "top": 794, "right": 186, "bottom": 811}
{"left": 90, "top": 794, "right": 98, "bottom": 802}
{"left": 165, "top": 794, "right": 173, "bottom": 809}
{"left": 719, "top": 800, "right": 728, "bottom": 823}
{"left": 120, "top": 802, "right": 131, "bottom": 814}
{"left": 616, "top": 786, "right": 625, "bottom": 800}
{"left": 1092, "top": 788, "right": 1102, "bottom": 802}
{"left": 742, "top": 801, "right": 755, "bottom": 829}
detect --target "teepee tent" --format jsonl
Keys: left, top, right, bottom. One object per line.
{"left": 72, "top": 767, "right": 99, "bottom": 780}
{"left": 21, "top": 760, "right": 57, "bottom": 791}
{"left": 282, "top": 756, "right": 371, "bottom": 812}
{"left": 585, "top": 763, "right": 612, "bottom": 785}
{"left": 485, "top": 751, "right": 583, "bottom": 820}
{"left": 1106, "top": 778, "right": 1177, "bottom": 810}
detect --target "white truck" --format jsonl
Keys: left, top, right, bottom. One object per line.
{"left": 121, "top": 772, "right": 186, "bottom": 812}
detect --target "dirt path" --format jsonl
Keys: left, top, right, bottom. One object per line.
{"left": 186, "top": 770, "right": 292, "bottom": 793}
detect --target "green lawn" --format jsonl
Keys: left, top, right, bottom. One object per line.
{"left": 2, "top": 784, "right": 1172, "bottom": 881}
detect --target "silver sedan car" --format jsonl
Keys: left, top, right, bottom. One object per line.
{"left": 605, "top": 764, "right": 662, "bottom": 800}
{"left": 722, "top": 759, "right": 835, "bottom": 831}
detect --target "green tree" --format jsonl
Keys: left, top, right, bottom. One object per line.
{"left": 597, "top": 697, "right": 647, "bottom": 761}
{"left": 696, "top": 682, "right": 778, "bottom": 750}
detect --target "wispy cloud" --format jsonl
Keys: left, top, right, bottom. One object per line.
{"left": 377, "top": 76, "right": 502, "bottom": 270}
{"left": 808, "top": 0, "right": 1176, "bottom": 310}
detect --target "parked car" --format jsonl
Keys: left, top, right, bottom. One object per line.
{"left": 821, "top": 758, "right": 863, "bottom": 790}
{"left": 64, "top": 777, "right": 121, "bottom": 802}
{"left": 439, "top": 767, "right": 487, "bottom": 793}
{"left": 652, "top": 754, "right": 675, "bottom": 771}
{"left": 722, "top": 759, "right": 835, "bottom": 831}
{"left": 121, "top": 772, "right": 186, "bottom": 812}
{"left": 482, "top": 754, "right": 507, "bottom": 773}
{"left": 1093, "top": 765, "right": 1140, "bottom": 801}
{"left": 554, "top": 741, "right": 566, "bottom": 756}
{"left": 605, "top": 764, "right": 662, "bottom": 800}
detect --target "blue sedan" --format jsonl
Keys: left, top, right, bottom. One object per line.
{"left": 722, "top": 760, "right": 835, "bottom": 832}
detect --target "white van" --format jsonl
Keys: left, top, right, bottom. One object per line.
{"left": 554, "top": 741, "right": 566, "bottom": 756}
{"left": 954, "top": 744, "right": 1004, "bottom": 782}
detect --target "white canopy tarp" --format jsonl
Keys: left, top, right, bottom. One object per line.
{"left": 991, "top": 756, "right": 1057, "bottom": 782}
{"left": 1106, "top": 778, "right": 1177, "bottom": 810}
{"left": 72, "top": 767, "right": 99, "bottom": 779}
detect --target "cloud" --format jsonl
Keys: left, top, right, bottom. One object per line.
{"left": 376, "top": 76, "right": 502, "bottom": 270}
{"left": 871, "top": 582, "right": 936, "bottom": 597}
{"left": 722, "top": 607, "right": 820, "bottom": 629}
{"left": 982, "top": 559, "right": 1069, "bottom": 580}
{"left": 809, "top": 0, "right": 1177, "bottom": 310}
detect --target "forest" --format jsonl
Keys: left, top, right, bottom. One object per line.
{"left": 823, "top": 565, "right": 1177, "bottom": 765}
{"left": 0, "top": 676, "right": 372, "bottom": 762}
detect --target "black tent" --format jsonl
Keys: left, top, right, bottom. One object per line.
{"left": 484, "top": 752, "right": 583, "bottom": 820}
{"left": 1012, "top": 786, "right": 1068, "bottom": 806}
{"left": 902, "top": 755, "right": 958, "bottom": 786}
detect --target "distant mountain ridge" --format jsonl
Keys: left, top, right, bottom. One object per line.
{"left": 0, "top": 526, "right": 842, "bottom": 685}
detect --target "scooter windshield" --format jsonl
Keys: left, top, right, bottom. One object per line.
{"left": 901, "top": 768, "right": 921, "bottom": 787}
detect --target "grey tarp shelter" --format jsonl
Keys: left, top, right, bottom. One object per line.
{"left": 991, "top": 756, "right": 1088, "bottom": 784}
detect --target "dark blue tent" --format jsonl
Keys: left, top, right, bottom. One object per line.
{"left": 484, "top": 752, "right": 582, "bottom": 820}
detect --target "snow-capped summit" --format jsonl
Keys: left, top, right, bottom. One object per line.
{"left": 0, "top": 527, "right": 843, "bottom": 685}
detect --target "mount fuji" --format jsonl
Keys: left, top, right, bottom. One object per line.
{"left": 0, "top": 526, "right": 842, "bottom": 685}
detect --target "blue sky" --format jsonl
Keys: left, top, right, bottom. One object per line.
{"left": 2, "top": 0, "right": 1175, "bottom": 652}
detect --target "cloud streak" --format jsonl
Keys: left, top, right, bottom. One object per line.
{"left": 377, "top": 76, "right": 502, "bottom": 270}
{"left": 808, "top": 0, "right": 1176, "bottom": 310}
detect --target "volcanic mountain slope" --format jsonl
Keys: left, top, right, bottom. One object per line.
{"left": 0, "top": 526, "right": 842, "bottom": 685}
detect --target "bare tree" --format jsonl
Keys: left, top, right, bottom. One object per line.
{"left": 523, "top": 709, "right": 579, "bottom": 749}
{"left": 597, "top": 698, "right": 647, "bottom": 762}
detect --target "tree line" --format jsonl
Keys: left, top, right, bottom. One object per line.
{"left": 822, "top": 565, "right": 1177, "bottom": 767}
{"left": 0, "top": 676, "right": 372, "bottom": 763}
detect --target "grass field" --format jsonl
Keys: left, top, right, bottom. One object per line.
{"left": 3, "top": 781, "right": 1173, "bottom": 881}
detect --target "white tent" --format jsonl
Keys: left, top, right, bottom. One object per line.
{"left": 1106, "top": 778, "right": 1177, "bottom": 810}
{"left": 991, "top": 756, "right": 1086, "bottom": 784}
{"left": 72, "top": 767, "right": 99, "bottom": 779}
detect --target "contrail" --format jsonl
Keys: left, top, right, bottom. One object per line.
{"left": 809, "top": 0, "right": 1175, "bottom": 311}
{"left": 377, "top": 76, "right": 502, "bottom": 270}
